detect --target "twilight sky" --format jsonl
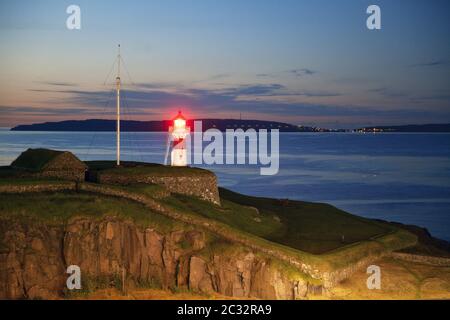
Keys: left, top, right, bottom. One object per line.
{"left": 0, "top": 0, "right": 449, "bottom": 128}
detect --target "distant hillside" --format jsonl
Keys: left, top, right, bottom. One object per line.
{"left": 356, "top": 123, "right": 450, "bottom": 133}
{"left": 11, "top": 119, "right": 306, "bottom": 132}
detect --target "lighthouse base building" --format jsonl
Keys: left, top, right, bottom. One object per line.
{"left": 171, "top": 147, "right": 187, "bottom": 167}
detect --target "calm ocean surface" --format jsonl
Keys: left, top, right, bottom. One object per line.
{"left": 1, "top": 129, "right": 449, "bottom": 241}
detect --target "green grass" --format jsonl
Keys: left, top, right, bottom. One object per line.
{"left": 320, "top": 228, "right": 416, "bottom": 269}
{"left": 86, "top": 161, "right": 213, "bottom": 178}
{"left": 167, "top": 188, "right": 394, "bottom": 255}
{"left": 158, "top": 190, "right": 417, "bottom": 270}
{"left": 121, "top": 183, "right": 170, "bottom": 199}
{"left": 0, "top": 192, "right": 182, "bottom": 233}
{"left": 166, "top": 194, "right": 282, "bottom": 239}
{"left": 389, "top": 223, "right": 450, "bottom": 258}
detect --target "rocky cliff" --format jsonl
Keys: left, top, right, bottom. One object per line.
{"left": 0, "top": 216, "right": 318, "bottom": 300}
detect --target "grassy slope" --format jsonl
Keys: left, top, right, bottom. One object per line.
{"left": 170, "top": 187, "right": 394, "bottom": 254}
{"left": 0, "top": 192, "right": 181, "bottom": 233}
{"left": 160, "top": 188, "right": 416, "bottom": 269}
{"left": 328, "top": 256, "right": 450, "bottom": 300}
{"left": 388, "top": 222, "right": 450, "bottom": 258}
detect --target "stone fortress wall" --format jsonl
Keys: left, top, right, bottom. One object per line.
{"left": 96, "top": 172, "right": 221, "bottom": 205}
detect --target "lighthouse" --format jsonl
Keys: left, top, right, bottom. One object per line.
{"left": 168, "top": 111, "right": 190, "bottom": 167}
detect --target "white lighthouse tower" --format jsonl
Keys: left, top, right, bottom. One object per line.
{"left": 168, "top": 111, "right": 190, "bottom": 167}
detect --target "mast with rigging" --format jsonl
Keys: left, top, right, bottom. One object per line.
{"left": 116, "top": 44, "right": 121, "bottom": 166}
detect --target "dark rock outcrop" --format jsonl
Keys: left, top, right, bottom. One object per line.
{"left": 0, "top": 216, "right": 313, "bottom": 300}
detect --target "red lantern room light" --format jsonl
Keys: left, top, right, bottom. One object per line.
{"left": 173, "top": 110, "right": 187, "bottom": 129}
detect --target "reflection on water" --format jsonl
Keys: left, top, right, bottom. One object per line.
{"left": 1, "top": 130, "right": 449, "bottom": 241}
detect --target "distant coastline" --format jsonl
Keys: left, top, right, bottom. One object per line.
{"left": 355, "top": 123, "right": 450, "bottom": 133}
{"left": 10, "top": 119, "right": 319, "bottom": 132}
{"left": 9, "top": 119, "right": 450, "bottom": 133}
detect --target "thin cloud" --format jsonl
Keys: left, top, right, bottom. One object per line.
{"left": 409, "top": 94, "right": 450, "bottom": 102}
{"left": 221, "top": 84, "right": 285, "bottom": 96}
{"left": 134, "top": 82, "right": 181, "bottom": 90}
{"left": 288, "top": 68, "right": 317, "bottom": 77}
{"left": 255, "top": 68, "right": 317, "bottom": 79}
{"left": 15, "top": 81, "right": 448, "bottom": 125}
{"left": 16, "top": 86, "right": 444, "bottom": 119}
{"left": 3, "top": 88, "right": 450, "bottom": 126}
{"left": 368, "top": 87, "right": 408, "bottom": 98}
{"left": 296, "top": 91, "right": 341, "bottom": 98}
{"left": 37, "top": 81, "right": 78, "bottom": 87}
{"left": 191, "top": 73, "right": 232, "bottom": 84}
{"left": 410, "top": 60, "right": 449, "bottom": 67}
{"left": 208, "top": 74, "right": 230, "bottom": 80}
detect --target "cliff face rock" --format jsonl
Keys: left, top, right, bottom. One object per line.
{"left": 186, "top": 253, "right": 310, "bottom": 300}
{"left": 0, "top": 220, "right": 66, "bottom": 299}
{"left": 0, "top": 216, "right": 312, "bottom": 300}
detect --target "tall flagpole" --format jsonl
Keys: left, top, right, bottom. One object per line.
{"left": 116, "top": 44, "right": 121, "bottom": 166}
